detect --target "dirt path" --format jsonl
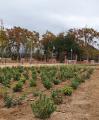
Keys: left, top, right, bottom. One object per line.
{"left": 0, "top": 69, "right": 99, "bottom": 120}
{"left": 50, "top": 69, "right": 99, "bottom": 120}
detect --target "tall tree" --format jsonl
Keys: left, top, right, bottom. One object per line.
{"left": 42, "top": 31, "right": 56, "bottom": 61}
{"left": 68, "top": 28, "right": 99, "bottom": 60}
{"left": 0, "top": 29, "right": 8, "bottom": 57}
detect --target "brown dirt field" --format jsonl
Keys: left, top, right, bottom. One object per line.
{"left": 0, "top": 69, "right": 99, "bottom": 120}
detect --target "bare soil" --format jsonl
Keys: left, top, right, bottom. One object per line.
{"left": 0, "top": 69, "right": 99, "bottom": 120}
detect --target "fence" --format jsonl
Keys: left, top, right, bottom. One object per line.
{"left": 0, "top": 58, "right": 96, "bottom": 66}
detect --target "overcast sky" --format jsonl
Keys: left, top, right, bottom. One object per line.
{"left": 0, "top": 0, "right": 99, "bottom": 34}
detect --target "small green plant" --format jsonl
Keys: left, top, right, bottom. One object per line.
{"left": 3, "top": 94, "right": 14, "bottom": 108}
{"left": 62, "top": 86, "right": 73, "bottom": 96}
{"left": 53, "top": 79, "right": 61, "bottom": 85}
{"left": 3, "top": 94, "right": 25, "bottom": 108}
{"left": 20, "top": 76, "right": 26, "bottom": 84}
{"left": 13, "top": 71, "right": 20, "bottom": 81}
{"left": 23, "top": 70, "right": 29, "bottom": 80}
{"left": 17, "top": 66, "right": 24, "bottom": 73}
{"left": 31, "top": 94, "right": 56, "bottom": 119}
{"left": 30, "top": 79, "right": 37, "bottom": 87}
{"left": 13, "top": 81, "right": 23, "bottom": 92}
{"left": 74, "top": 75, "right": 84, "bottom": 83}
{"left": 43, "top": 80, "right": 52, "bottom": 89}
{"left": 71, "top": 79, "right": 80, "bottom": 89}
{"left": 60, "top": 66, "right": 75, "bottom": 80}
{"left": 51, "top": 89, "right": 63, "bottom": 105}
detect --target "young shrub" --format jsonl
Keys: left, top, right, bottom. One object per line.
{"left": 62, "top": 86, "right": 73, "bottom": 96}
{"left": 31, "top": 94, "right": 56, "bottom": 119}
{"left": 17, "top": 66, "right": 24, "bottom": 73}
{"left": 3, "top": 94, "right": 25, "bottom": 108}
{"left": 71, "top": 79, "right": 80, "bottom": 89}
{"left": 43, "top": 80, "right": 52, "bottom": 89}
{"left": 20, "top": 75, "right": 27, "bottom": 84}
{"left": 31, "top": 67, "right": 37, "bottom": 80}
{"left": 13, "top": 81, "right": 23, "bottom": 92}
{"left": 60, "top": 66, "right": 75, "bottom": 81}
{"left": 51, "top": 89, "right": 63, "bottom": 105}
{"left": 74, "top": 75, "right": 85, "bottom": 83}
{"left": 14, "top": 74, "right": 20, "bottom": 81}
{"left": 3, "top": 94, "right": 14, "bottom": 108}
{"left": 53, "top": 79, "right": 61, "bottom": 85}
{"left": 30, "top": 79, "right": 37, "bottom": 87}
{"left": 1, "top": 76, "right": 10, "bottom": 87}
{"left": 23, "top": 70, "right": 29, "bottom": 80}
{"left": 13, "top": 71, "right": 21, "bottom": 81}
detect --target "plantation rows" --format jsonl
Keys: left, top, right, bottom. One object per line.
{"left": 0, "top": 65, "right": 93, "bottom": 119}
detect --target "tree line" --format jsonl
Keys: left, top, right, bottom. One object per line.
{"left": 0, "top": 26, "right": 99, "bottom": 62}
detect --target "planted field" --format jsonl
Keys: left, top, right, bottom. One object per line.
{"left": 0, "top": 65, "right": 94, "bottom": 120}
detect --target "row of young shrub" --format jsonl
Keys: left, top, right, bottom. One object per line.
{"left": 31, "top": 85, "right": 74, "bottom": 119}
{"left": 0, "top": 66, "right": 37, "bottom": 92}
{"left": 31, "top": 94, "right": 56, "bottom": 119}
{"left": 3, "top": 93, "right": 26, "bottom": 108}
{"left": 70, "top": 67, "right": 94, "bottom": 89}
{"left": 0, "top": 65, "right": 93, "bottom": 92}
{"left": 31, "top": 67, "right": 94, "bottom": 119}
{"left": 39, "top": 65, "right": 84, "bottom": 89}
{"left": 4, "top": 73, "right": 92, "bottom": 119}
{"left": 1, "top": 65, "right": 94, "bottom": 120}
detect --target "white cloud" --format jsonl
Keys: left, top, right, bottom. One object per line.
{"left": 0, "top": 0, "right": 99, "bottom": 34}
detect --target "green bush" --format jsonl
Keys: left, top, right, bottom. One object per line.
{"left": 74, "top": 75, "right": 85, "bottom": 83}
{"left": 17, "top": 66, "right": 24, "bottom": 73}
{"left": 51, "top": 89, "right": 63, "bottom": 105}
{"left": 62, "top": 86, "right": 73, "bottom": 96}
{"left": 23, "top": 69, "right": 29, "bottom": 80}
{"left": 1, "top": 76, "right": 10, "bottom": 87}
{"left": 3, "top": 94, "right": 14, "bottom": 108}
{"left": 13, "top": 81, "right": 23, "bottom": 92}
{"left": 43, "top": 80, "right": 52, "bottom": 89}
{"left": 60, "top": 66, "right": 75, "bottom": 80}
{"left": 31, "top": 94, "right": 56, "bottom": 119}
{"left": 31, "top": 67, "right": 37, "bottom": 80}
{"left": 53, "top": 79, "right": 61, "bottom": 85}
{"left": 30, "top": 79, "right": 37, "bottom": 87}
{"left": 3, "top": 94, "right": 25, "bottom": 108}
{"left": 71, "top": 79, "right": 80, "bottom": 89}
{"left": 20, "top": 76, "right": 27, "bottom": 84}
{"left": 13, "top": 71, "right": 20, "bottom": 81}
{"left": 14, "top": 74, "right": 20, "bottom": 81}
